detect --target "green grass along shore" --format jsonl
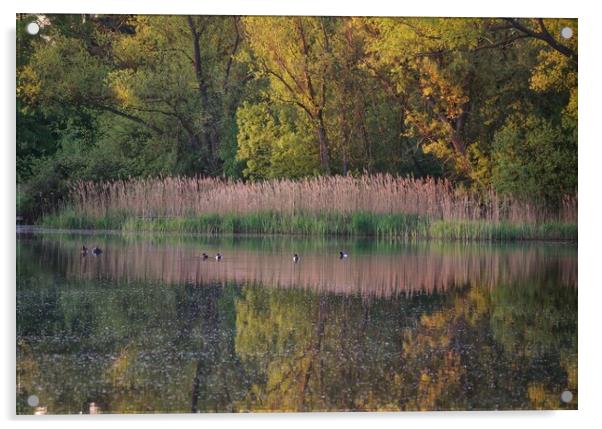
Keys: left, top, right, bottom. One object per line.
{"left": 41, "top": 209, "right": 577, "bottom": 241}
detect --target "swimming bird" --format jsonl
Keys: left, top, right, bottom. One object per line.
{"left": 202, "top": 253, "right": 209, "bottom": 260}
{"left": 92, "top": 246, "right": 103, "bottom": 256}
{"left": 293, "top": 253, "right": 300, "bottom": 263}
{"left": 339, "top": 251, "right": 348, "bottom": 259}
{"left": 81, "top": 246, "right": 88, "bottom": 256}
{"left": 215, "top": 253, "right": 222, "bottom": 261}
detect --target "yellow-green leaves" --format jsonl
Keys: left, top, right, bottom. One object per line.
{"left": 236, "top": 101, "right": 319, "bottom": 180}
{"left": 19, "top": 34, "right": 110, "bottom": 110}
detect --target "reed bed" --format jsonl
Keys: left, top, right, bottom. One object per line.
{"left": 43, "top": 175, "right": 577, "bottom": 240}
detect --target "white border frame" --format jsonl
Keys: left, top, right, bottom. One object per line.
{"left": 3, "top": 1, "right": 599, "bottom": 428}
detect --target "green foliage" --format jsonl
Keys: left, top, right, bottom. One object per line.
{"left": 492, "top": 115, "right": 577, "bottom": 204}
{"left": 236, "top": 101, "right": 319, "bottom": 179}
{"left": 16, "top": 101, "right": 60, "bottom": 183}
{"left": 429, "top": 220, "right": 577, "bottom": 241}
{"left": 17, "top": 15, "right": 577, "bottom": 220}
{"left": 17, "top": 15, "right": 249, "bottom": 219}
{"left": 41, "top": 209, "right": 576, "bottom": 241}
{"left": 219, "top": 115, "right": 246, "bottom": 179}
{"left": 241, "top": 17, "right": 336, "bottom": 173}
{"left": 361, "top": 18, "right": 577, "bottom": 187}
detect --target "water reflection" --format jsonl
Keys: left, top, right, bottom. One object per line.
{"left": 18, "top": 232, "right": 576, "bottom": 296}
{"left": 16, "top": 231, "right": 577, "bottom": 413}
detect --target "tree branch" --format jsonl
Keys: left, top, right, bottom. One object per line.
{"left": 222, "top": 16, "right": 241, "bottom": 93}
{"left": 99, "top": 105, "right": 163, "bottom": 134}
{"left": 265, "top": 69, "right": 315, "bottom": 119}
{"left": 503, "top": 18, "right": 577, "bottom": 63}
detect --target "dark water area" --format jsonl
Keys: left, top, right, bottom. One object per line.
{"left": 16, "top": 230, "right": 577, "bottom": 413}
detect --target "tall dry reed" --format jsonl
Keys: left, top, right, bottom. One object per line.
{"left": 66, "top": 175, "right": 577, "bottom": 224}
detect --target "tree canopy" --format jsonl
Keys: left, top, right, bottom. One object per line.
{"left": 17, "top": 14, "right": 577, "bottom": 220}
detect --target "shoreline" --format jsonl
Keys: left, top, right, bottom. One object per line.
{"left": 36, "top": 211, "right": 578, "bottom": 242}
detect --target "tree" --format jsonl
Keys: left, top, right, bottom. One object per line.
{"left": 17, "top": 14, "right": 578, "bottom": 218}
{"left": 356, "top": 17, "right": 577, "bottom": 200}
{"left": 492, "top": 115, "right": 577, "bottom": 204}
{"left": 19, "top": 15, "right": 248, "bottom": 176}
{"left": 236, "top": 101, "right": 318, "bottom": 180}
{"left": 241, "top": 17, "right": 337, "bottom": 173}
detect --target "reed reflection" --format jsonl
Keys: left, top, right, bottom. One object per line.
{"left": 16, "top": 233, "right": 577, "bottom": 413}
{"left": 22, "top": 234, "right": 576, "bottom": 297}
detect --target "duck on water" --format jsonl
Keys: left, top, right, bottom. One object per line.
{"left": 81, "top": 245, "right": 102, "bottom": 256}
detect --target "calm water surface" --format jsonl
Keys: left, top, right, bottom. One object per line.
{"left": 16, "top": 229, "right": 577, "bottom": 413}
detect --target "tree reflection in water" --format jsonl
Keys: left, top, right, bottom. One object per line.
{"left": 16, "top": 233, "right": 577, "bottom": 413}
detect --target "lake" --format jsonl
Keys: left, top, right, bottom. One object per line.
{"left": 16, "top": 228, "right": 578, "bottom": 413}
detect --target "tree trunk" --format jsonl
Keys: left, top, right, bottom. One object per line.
{"left": 188, "top": 16, "right": 218, "bottom": 170}
{"left": 316, "top": 111, "right": 331, "bottom": 174}
{"left": 341, "top": 113, "right": 352, "bottom": 175}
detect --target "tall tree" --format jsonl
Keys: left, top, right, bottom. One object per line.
{"left": 242, "top": 17, "right": 337, "bottom": 173}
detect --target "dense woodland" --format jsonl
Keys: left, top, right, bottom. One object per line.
{"left": 16, "top": 15, "right": 577, "bottom": 221}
